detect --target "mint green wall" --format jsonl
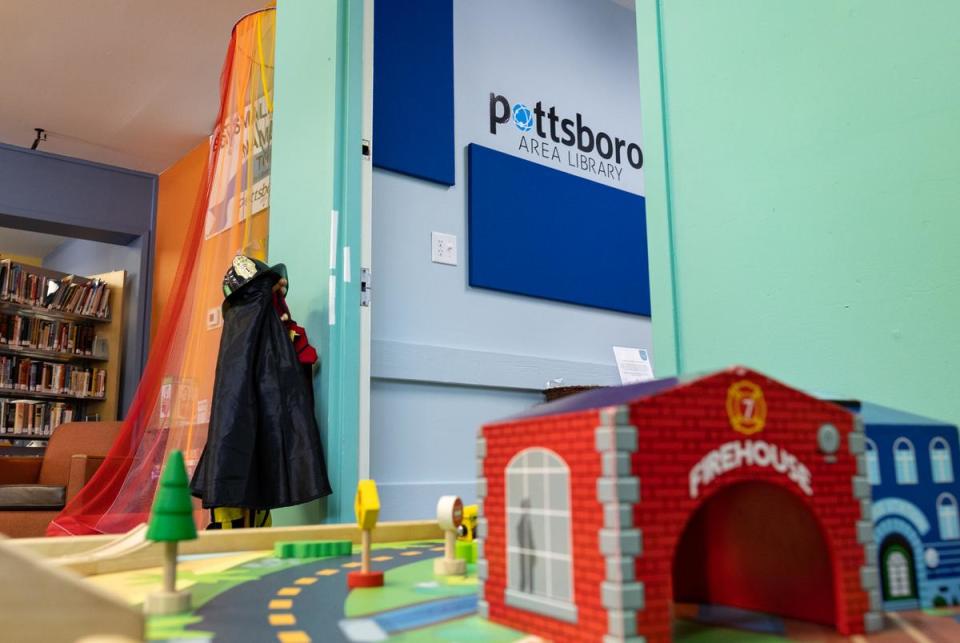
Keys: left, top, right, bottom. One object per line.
{"left": 639, "top": 1, "right": 960, "bottom": 425}
{"left": 270, "top": 0, "right": 364, "bottom": 524}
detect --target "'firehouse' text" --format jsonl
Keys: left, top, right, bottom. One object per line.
{"left": 689, "top": 439, "right": 813, "bottom": 499}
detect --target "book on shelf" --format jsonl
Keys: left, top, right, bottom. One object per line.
{"left": 0, "top": 355, "right": 107, "bottom": 397}
{"left": 92, "top": 335, "right": 109, "bottom": 360}
{"left": 0, "top": 312, "right": 100, "bottom": 355}
{"left": 0, "top": 260, "right": 123, "bottom": 428}
{"left": 46, "top": 275, "right": 111, "bottom": 318}
{"left": 0, "top": 259, "right": 111, "bottom": 318}
{"left": 0, "top": 397, "right": 75, "bottom": 436}
{"left": 0, "top": 261, "right": 52, "bottom": 307}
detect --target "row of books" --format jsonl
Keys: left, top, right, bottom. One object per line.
{"left": 0, "top": 260, "right": 111, "bottom": 318}
{"left": 0, "top": 355, "right": 106, "bottom": 398}
{"left": 0, "top": 261, "right": 51, "bottom": 308}
{"left": 0, "top": 313, "right": 105, "bottom": 356}
{"left": 0, "top": 398, "right": 75, "bottom": 436}
{"left": 48, "top": 276, "right": 112, "bottom": 318}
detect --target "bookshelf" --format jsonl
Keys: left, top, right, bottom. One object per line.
{"left": 0, "top": 259, "right": 124, "bottom": 444}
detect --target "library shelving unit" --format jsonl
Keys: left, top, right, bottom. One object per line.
{"left": 0, "top": 259, "right": 124, "bottom": 451}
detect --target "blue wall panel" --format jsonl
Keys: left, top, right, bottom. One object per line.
{"left": 0, "top": 143, "right": 155, "bottom": 240}
{"left": 468, "top": 144, "right": 650, "bottom": 315}
{"left": 373, "top": 0, "right": 454, "bottom": 185}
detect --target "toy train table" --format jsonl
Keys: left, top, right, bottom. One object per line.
{"left": 7, "top": 367, "right": 960, "bottom": 642}
{"left": 4, "top": 520, "right": 960, "bottom": 642}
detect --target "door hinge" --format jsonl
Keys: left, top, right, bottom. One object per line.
{"left": 360, "top": 267, "right": 371, "bottom": 307}
{"left": 361, "top": 138, "right": 372, "bottom": 160}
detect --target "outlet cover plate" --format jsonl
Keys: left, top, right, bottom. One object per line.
{"left": 432, "top": 231, "right": 458, "bottom": 266}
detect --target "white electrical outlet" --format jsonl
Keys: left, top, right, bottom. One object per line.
{"left": 432, "top": 232, "right": 458, "bottom": 266}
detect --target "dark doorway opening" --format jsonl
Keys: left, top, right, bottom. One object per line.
{"left": 672, "top": 481, "right": 836, "bottom": 629}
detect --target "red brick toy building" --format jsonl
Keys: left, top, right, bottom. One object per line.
{"left": 475, "top": 367, "right": 882, "bottom": 642}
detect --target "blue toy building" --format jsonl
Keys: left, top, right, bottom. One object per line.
{"left": 837, "top": 401, "right": 960, "bottom": 610}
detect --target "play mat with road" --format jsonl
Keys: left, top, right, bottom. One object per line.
{"left": 86, "top": 539, "right": 960, "bottom": 642}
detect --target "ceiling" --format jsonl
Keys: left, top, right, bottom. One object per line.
{"left": 0, "top": 1, "right": 631, "bottom": 176}
{"left": 0, "top": 0, "right": 265, "bottom": 174}
{"left": 0, "top": 226, "right": 69, "bottom": 259}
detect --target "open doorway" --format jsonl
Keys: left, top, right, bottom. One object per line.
{"left": 0, "top": 224, "right": 149, "bottom": 419}
{"left": 672, "top": 481, "right": 836, "bottom": 635}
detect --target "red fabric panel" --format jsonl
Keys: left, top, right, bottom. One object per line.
{"left": 47, "top": 10, "right": 276, "bottom": 536}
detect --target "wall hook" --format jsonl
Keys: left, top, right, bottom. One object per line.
{"left": 30, "top": 128, "right": 47, "bottom": 150}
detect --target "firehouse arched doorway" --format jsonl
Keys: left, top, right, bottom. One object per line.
{"left": 672, "top": 481, "right": 836, "bottom": 628}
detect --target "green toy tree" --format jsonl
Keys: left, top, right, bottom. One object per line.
{"left": 145, "top": 450, "right": 197, "bottom": 614}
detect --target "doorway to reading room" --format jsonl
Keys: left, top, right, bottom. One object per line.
{"left": 0, "top": 222, "right": 150, "bottom": 424}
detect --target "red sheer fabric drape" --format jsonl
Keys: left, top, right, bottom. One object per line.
{"left": 48, "top": 9, "right": 275, "bottom": 536}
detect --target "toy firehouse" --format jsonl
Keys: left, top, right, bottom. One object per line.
{"left": 475, "top": 367, "right": 882, "bottom": 642}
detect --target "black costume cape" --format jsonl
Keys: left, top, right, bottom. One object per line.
{"left": 190, "top": 273, "right": 332, "bottom": 509}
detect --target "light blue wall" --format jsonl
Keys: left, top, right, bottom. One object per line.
{"left": 43, "top": 237, "right": 147, "bottom": 417}
{"left": 371, "top": 379, "right": 541, "bottom": 518}
{"left": 371, "top": 0, "right": 648, "bottom": 520}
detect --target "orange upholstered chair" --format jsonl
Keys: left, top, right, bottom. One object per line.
{"left": 0, "top": 421, "right": 121, "bottom": 537}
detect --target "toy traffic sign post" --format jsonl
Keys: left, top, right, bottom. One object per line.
{"left": 144, "top": 450, "right": 197, "bottom": 615}
{"left": 434, "top": 495, "right": 467, "bottom": 576}
{"left": 347, "top": 479, "right": 385, "bottom": 588}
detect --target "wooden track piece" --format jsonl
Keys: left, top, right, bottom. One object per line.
{"left": 0, "top": 537, "right": 143, "bottom": 642}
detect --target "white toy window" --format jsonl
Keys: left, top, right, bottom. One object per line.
{"left": 885, "top": 550, "right": 912, "bottom": 598}
{"left": 938, "top": 493, "right": 960, "bottom": 540}
{"left": 865, "top": 438, "right": 881, "bottom": 485}
{"left": 893, "top": 438, "right": 918, "bottom": 485}
{"left": 504, "top": 448, "right": 576, "bottom": 622}
{"left": 930, "top": 438, "right": 954, "bottom": 484}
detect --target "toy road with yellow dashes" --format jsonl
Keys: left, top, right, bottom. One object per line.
{"left": 89, "top": 540, "right": 523, "bottom": 642}
{"left": 87, "top": 539, "right": 960, "bottom": 642}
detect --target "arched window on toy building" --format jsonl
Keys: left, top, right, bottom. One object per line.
{"left": 504, "top": 448, "right": 576, "bottom": 622}
{"left": 884, "top": 548, "right": 913, "bottom": 599}
{"left": 937, "top": 493, "right": 960, "bottom": 540}
{"left": 866, "top": 438, "right": 881, "bottom": 485}
{"left": 930, "top": 438, "right": 954, "bottom": 484}
{"left": 893, "top": 438, "right": 918, "bottom": 485}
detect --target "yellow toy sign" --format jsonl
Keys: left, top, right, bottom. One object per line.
{"left": 726, "top": 379, "right": 767, "bottom": 436}
{"left": 354, "top": 480, "right": 380, "bottom": 531}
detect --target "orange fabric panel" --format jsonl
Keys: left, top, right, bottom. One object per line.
{"left": 153, "top": 141, "right": 208, "bottom": 341}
